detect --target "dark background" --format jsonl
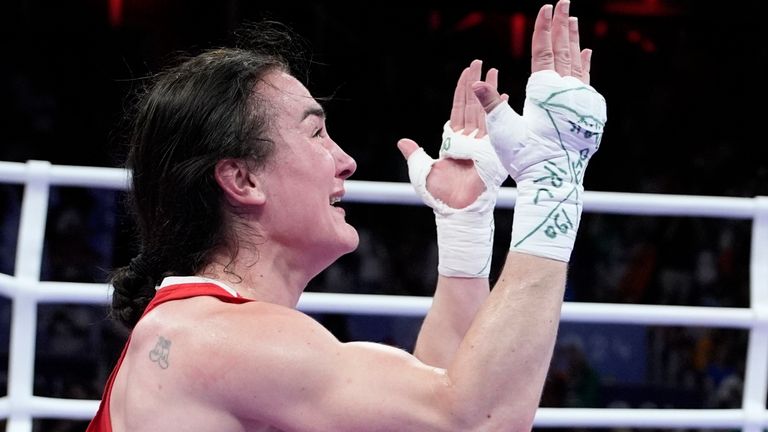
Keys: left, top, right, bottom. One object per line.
{"left": 3, "top": 0, "right": 767, "bottom": 196}
{"left": 1, "top": 0, "right": 766, "bottom": 430}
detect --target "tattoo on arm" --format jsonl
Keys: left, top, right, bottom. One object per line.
{"left": 149, "top": 336, "right": 171, "bottom": 369}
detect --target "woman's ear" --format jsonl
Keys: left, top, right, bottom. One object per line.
{"left": 214, "top": 159, "right": 266, "bottom": 206}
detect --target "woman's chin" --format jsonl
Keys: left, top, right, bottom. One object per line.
{"left": 341, "top": 227, "right": 360, "bottom": 254}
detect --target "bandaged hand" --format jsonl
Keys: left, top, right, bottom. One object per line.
{"left": 487, "top": 71, "right": 606, "bottom": 262}
{"left": 405, "top": 122, "right": 507, "bottom": 277}
{"left": 398, "top": 60, "right": 507, "bottom": 278}
{"left": 473, "top": 4, "right": 607, "bottom": 262}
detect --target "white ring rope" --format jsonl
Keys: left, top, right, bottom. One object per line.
{"left": 1, "top": 160, "right": 767, "bottom": 431}
{"left": 0, "top": 161, "right": 756, "bottom": 218}
{"left": 5, "top": 278, "right": 759, "bottom": 328}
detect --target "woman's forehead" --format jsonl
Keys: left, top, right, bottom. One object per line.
{"left": 260, "top": 71, "right": 315, "bottom": 111}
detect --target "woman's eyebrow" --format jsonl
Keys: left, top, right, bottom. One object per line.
{"left": 301, "top": 105, "right": 326, "bottom": 122}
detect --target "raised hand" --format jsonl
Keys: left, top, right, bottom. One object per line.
{"left": 397, "top": 60, "right": 508, "bottom": 277}
{"left": 397, "top": 60, "right": 506, "bottom": 210}
{"left": 472, "top": 0, "right": 607, "bottom": 262}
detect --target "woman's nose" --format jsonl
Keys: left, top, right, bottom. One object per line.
{"left": 334, "top": 144, "right": 356, "bottom": 180}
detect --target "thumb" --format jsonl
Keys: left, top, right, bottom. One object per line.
{"left": 471, "top": 81, "right": 504, "bottom": 114}
{"left": 397, "top": 138, "right": 420, "bottom": 160}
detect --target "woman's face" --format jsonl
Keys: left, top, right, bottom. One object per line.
{"left": 254, "top": 70, "right": 359, "bottom": 270}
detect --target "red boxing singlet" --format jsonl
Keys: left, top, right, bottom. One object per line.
{"left": 86, "top": 277, "right": 253, "bottom": 432}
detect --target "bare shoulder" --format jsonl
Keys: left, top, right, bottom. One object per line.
{"left": 125, "top": 297, "right": 337, "bottom": 412}
{"left": 118, "top": 297, "right": 454, "bottom": 431}
{"left": 130, "top": 296, "right": 331, "bottom": 372}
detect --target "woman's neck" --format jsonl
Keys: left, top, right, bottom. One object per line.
{"left": 198, "top": 246, "right": 312, "bottom": 308}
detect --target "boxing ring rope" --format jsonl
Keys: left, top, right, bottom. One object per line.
{"left": 0, "top": 160, "right": 766, "bottom": 431}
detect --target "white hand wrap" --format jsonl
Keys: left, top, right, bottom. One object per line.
{"left": 406, "top": 121, "right": 507, "bottom": 278}
{"left": 486, "top": 70, "right": 607, "bottom": 262}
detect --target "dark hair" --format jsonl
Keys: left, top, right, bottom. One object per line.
{"left": 111, "top": 22, "right": 307, "bottom": 328}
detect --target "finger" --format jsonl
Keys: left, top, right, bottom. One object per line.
{"left": 501, "top": 93, "right": 510, "bottom": 102}
{"left": 551, "top": 0, "right": 571, "bottom": 77}
{"left": 476, "top": 67, "right": 499, "bottom": 138}
{"left": 568, "top": 17, "right": 585, "bottom": 82}
{"left": 581, "top": 49, "right": 592, "bottom": 85}
{"left": 450, "top": 68, "right": 469, "bottom": 131}
{"left": 531, "top": 4, "right": 555, "bottom": 73}
{"left": 472, "top": 81, "right": 503, "bottom": 114}
{"left": 464, "top": 59, "right": 482, "bottom": 134}
{"left": 485, "top": 67, "right": 499, "bottom": 90}
{"left": 397, "top": 138, "right": 420, "bottom": 160}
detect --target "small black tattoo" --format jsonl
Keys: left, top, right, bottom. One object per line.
{"left": 149, "top": 336, "right": 171, "bottom": 369}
